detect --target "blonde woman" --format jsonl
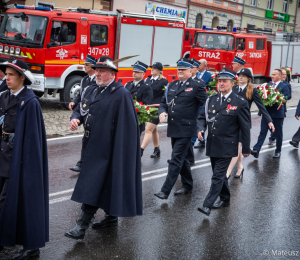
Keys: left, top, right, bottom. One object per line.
{"left": 227, "top": 68, "right": 275, "bottom": 178}
{"left": 141, "top": 62, "right": 168, "bottom": 158}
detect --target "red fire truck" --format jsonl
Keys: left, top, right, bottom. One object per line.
{"left": 190, "top": 26, "right": 300, "bottom": 83}
{"left": 0, "top": 4, "right": 185, "bottom": 105}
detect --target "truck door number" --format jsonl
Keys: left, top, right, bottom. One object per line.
{"left": 88, "top": 47, "right": 109, "bottom": 56}
{"left": 249, "top": 53, "right": 262, "bottom": 58}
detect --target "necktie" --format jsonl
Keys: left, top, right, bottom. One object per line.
{"left": 238, "top": 87, "right": 242, "bottom": 94}
{"left": 221, "top": 96, "right": 226, "bottom": 104}
{"left": 273, "top": 82, "right": 276, "bottom": 88}
{"left": 96, "top": 86, "right": 106, "bottom": 97}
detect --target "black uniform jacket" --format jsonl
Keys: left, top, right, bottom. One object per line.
{"left": 73, "top": 75, "right": 96, "bottom": 106}
{"left": 0, "top": 79, "right": 7, "bottom": 92}
{"left": 145, "top": 76, "right": 168, "bottom": 104}
{"left": 159, "top": 77, "right": 208, "bottom": 138}
{"left": 0, "top": 87, "right": 27, "bottom": 178}
{"left": 125, "top": 79, "right": 153, "bottom": 105}
{"left": 197, "top": 92, "right": 251, "bottom": 158}
{"left": 70, "top": 81, "right": 143, "bottom": 217}
{"left": 232, "top": 84, "right": 272, "bottom": 125}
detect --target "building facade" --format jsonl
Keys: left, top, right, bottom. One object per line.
{"left": 188, "top": 0, "right": 243, "bottom": 30}
{"left": 241, "top": 0, "right": 298, "bottom": 32}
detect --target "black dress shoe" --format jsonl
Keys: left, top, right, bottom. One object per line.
{"left": 212, "top": 200, "right": 230, "bottom": 209}
{"left": 190, "top": 161, "right": 195, "bottom": 166}
{"left": 92, "top": 215, "right": 118, "bottom": 228}
{"left": 174, "top": 188, "right": 192, "bottom": 195}
{"left": 251, "top": 149, "right": 259, "bottom": 158}
{"left": 273, "top": 152, "right": 281, "bottom": 158}
{"left": 289, "top": 140, "right": 299, "bottom": 148}
{"left": 12, "top": 248, "right": 40, "bottom": 260}
{"left": 70, "top": 166, "right": 81, "bottom": 172}
{"left": 154, "top": 191, "right": 168, "bottom": 200}
{"left": 197, "top": 206, "right": 210, "bottom": 216}
{"left": 65, "top": 212, "right": 94, "bottom": 240}
{"left": 268, "top": 139, "right": 275, "bottom": 146}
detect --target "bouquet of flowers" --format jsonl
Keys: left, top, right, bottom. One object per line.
{"left": 206, "top": 71, "right": 238, "bottom": 96}
{"left": 134, "top": 100, "right": 158, "bottom": 125}
{"left": 256, "top": 83, "right": 286, "bottom": 110}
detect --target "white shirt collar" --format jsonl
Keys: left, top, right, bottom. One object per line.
{"left": 90, "top": 74, "right": 95, "bottom": 81}
{"left": 273, "top": 81, "right": 281, "bottom": 88}
{"left": 11, "top": 86, "right": 25, "bottom": 96}
{"left": 192, "top": 75, "right": 197, "bottom": 79}
{"left": 180, "top": 78, "right": 189, "bottom": 85}
{"left": 220, "top": 91, "right": 232, "bottom": 103}
{"left": 239, "top": 83, "right": 247, "bottom": 91}
{"left": 134, "top": 79, "right": 143, "bottom": 86}
{"left": 151, "top": 76, "right": 159, "bottom": 81}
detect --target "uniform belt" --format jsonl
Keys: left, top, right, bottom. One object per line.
{"left": 84, "top": 130, "right": 90, "bottom": 138}
{"left": 1, "top": 131, "right": 10, "bottom": 142}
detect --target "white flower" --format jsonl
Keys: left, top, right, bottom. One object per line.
{"left": 147, "top": 110, "right": 150, "bottom": 115}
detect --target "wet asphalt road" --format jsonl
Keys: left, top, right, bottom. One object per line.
{"left": 1, "top": 108, "right": 300, "bottom": 260}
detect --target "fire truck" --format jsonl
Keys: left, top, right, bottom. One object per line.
{"left": 0, "top": 4, "right": 185, "bottom": 106}
{"left": 190, "top": 26, "right": 300, "bottom": 83}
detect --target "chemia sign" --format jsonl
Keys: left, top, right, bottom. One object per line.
{"left": 265, "top": 10, "right": 290, "bottom": 22}
{"left": 145, "top": 2, "right": 186, "bottom": 19}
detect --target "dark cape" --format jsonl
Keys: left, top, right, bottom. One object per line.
{"left": 0, "top": 90, "right": 49, "bottom": 249}
{"left": 71, "top": 81, "right": 143, "bottom": 217}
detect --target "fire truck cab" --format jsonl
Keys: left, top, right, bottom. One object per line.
{"left": 0, "top": 5, "right": 185, "bottom": 106}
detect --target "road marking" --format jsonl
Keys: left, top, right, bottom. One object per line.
{"left": 46, "top": 108, "right": 297, "bottom": 142}
{"left": 49, "top": 141, "right": 294, "bottom": 205}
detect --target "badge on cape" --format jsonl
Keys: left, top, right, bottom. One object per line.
{"left": 186, "top": 82, "right": 189, "bottom": 86}
{"left": 21, "top": 101, "right": 24, "bottom": 106}
{"left": 83, "top": 104, "right": 87, "bottom": 108}
{"left": 226, "top": 104, "right": 237, "bottom": 113}
{"left": 227, "top": 98, "right": 231, "bottom": 103}
{"left": 185, "top": 88, "right": 193, "bottom": 92}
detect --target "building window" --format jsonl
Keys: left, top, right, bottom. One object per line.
{"left": 195, "top": 13, "right": 202, "bottom": 29}
{"left": 230, "top": 3, "right": 237, "bottom": 8}
{"left": 227, "top": 20, "right": 233, "bottom": 32}
{"left": 282, "top": 0, "right": 289, "bottom": 13}
{"left": 250, "top": 0, "right": 257, "bottom": 6}
{"left": 215, "top": 0, "right": 222, "bottom": 5}
{"left": 212, "top": 17, "right": 219, "bottom": 28}
{"left": 267, "top": 0, "right": 274, "bottom": 10}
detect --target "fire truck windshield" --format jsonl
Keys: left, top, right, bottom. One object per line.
{"left": 194, "top": 32, "right": 235, "bottom": 51}
{"left": 0, "top": 13, "right": 48, "bottom": 47}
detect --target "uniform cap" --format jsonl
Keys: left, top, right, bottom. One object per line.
{"left": 91, "top": 56, "right": 118, "bottom": 72}
{"left": 150, "top": 62, "right": 163, "bottom": 71}
{"left": 190, "top": 58, "right": 200, "bottom": 68}
{"left": 237, "top": 68, "right": 253, "bottom": 79}
{"left": 85, "top": 54, "right": 97, "bottom": 65}
{"left": 232, "top": 55, "right": 246, "bottom": 65}
{"left": 133, "top": 61, "right": 148, "bottom": 73}
{"left": 177, "top": 58, "right": 194, "bottom": 69}
{"left": 218, "top": 68, "right": 236, "bottom": 80}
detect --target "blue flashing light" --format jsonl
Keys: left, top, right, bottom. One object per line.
{"left": 15, "top": 4, "right": 52, "bottom": 11}
{"left": 233, "top": 27, "right": 237, "bottom": 32}
{"left": 202, "top": 25, "right": 206, "bottom": 30}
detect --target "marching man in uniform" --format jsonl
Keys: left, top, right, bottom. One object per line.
{"left": 0, "top": 59, "right": 49, "bottom": 259}
{"left": 65, "top": 56, "right": 143, "bottom": 240}
{"left": 197, "top": 68, "right": 251, "bottom": 216}
{"left": 154, "top": 58, "right": 207, "bottom": 200}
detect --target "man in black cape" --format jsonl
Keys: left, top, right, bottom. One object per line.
{"left": 65, "top": 56, "right": 142, "bottom": 240}
{"left": 0, "top": 59, "right": 49, "bottom": 259}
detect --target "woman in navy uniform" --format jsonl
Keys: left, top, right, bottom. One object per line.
{"left": 125, "top": 61, "right": 153, "bottom": 137}
{"left": 290, "top": 100, "right": 300, "bottom": 148}
{"left": 141, "top": 62, "right": 168, "bottom": 158}
{"left": 197, "top": 68, "right": 251, "bottom": 216}
{"left": 226, "top": 68, "right": 274, "bottom": 178}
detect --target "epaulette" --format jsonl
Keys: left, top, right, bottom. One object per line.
{"left": 236, "top": 95, "right": 245, "bottom": 101}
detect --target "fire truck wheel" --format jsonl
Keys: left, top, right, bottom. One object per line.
{"left": 60, "top": 75, "right": 83, "bottom": 108}
{"left": 33, "top": 91, "right": 44, "bottom": 98}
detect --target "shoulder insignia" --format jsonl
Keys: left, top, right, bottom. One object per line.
{"left": 21, "top": 101, "right": 24, "bottom": 106}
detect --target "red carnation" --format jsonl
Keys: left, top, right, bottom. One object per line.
{"left": 265, "top": 86, "right": 269, "bottom": 89}
{"left": 139, "top": 102, "right": 144, "bottom": 105}
{"left": 205, "top": 89, "right": 208, "bottom": 92}
{"left": 257, "top": 86, "right": 260, "bottom": 89}
{"left": 276, "top": 96, "right": 280, "bottom": 100}
{"left": 212, "top": 89, "right": 215, "bottom": 92}
{"left": 146, "top": 106, "right": 149, "bottom": 110}
{"left": 267, "top": 91, "right": 270, "bottom": 95}
{"left": 136, "top": 108, "right": 139, "bottom": 113}
{"left": 275, "top": 89, "right": 278, "bottom": 91}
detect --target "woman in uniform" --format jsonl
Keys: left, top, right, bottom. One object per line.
{"left": 226, "top": 68, "right": 274, "bottom": 179}
{"left": 141, "top": 62, "right": 168, "bottom": 158}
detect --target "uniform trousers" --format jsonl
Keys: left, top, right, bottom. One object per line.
{"left": 0, "top": 177, "right": 9, "bottom": 213}
{"left": 161, "top": 137, "right": 193, "bottom": 195}
{"left": 254, "top": 117, "right": 283, "bottom": 153}
{"left": 187, "top": 142, "right": 195, "bottom": 163}
{"left": 81, "top": 203, "right": 113, "bottom": 216}
{"left": 292, "top": 127, "right": 300, "bottom": 143}
{"left": 76, "top": 136, "right": 88, "bottom": 168}
{"left": 203, "top": 157, "right": 231, "bottom": 209}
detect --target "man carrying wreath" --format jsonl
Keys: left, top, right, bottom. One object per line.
{"left": 251, "top": 69, "right": 290, "bottom": 158}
